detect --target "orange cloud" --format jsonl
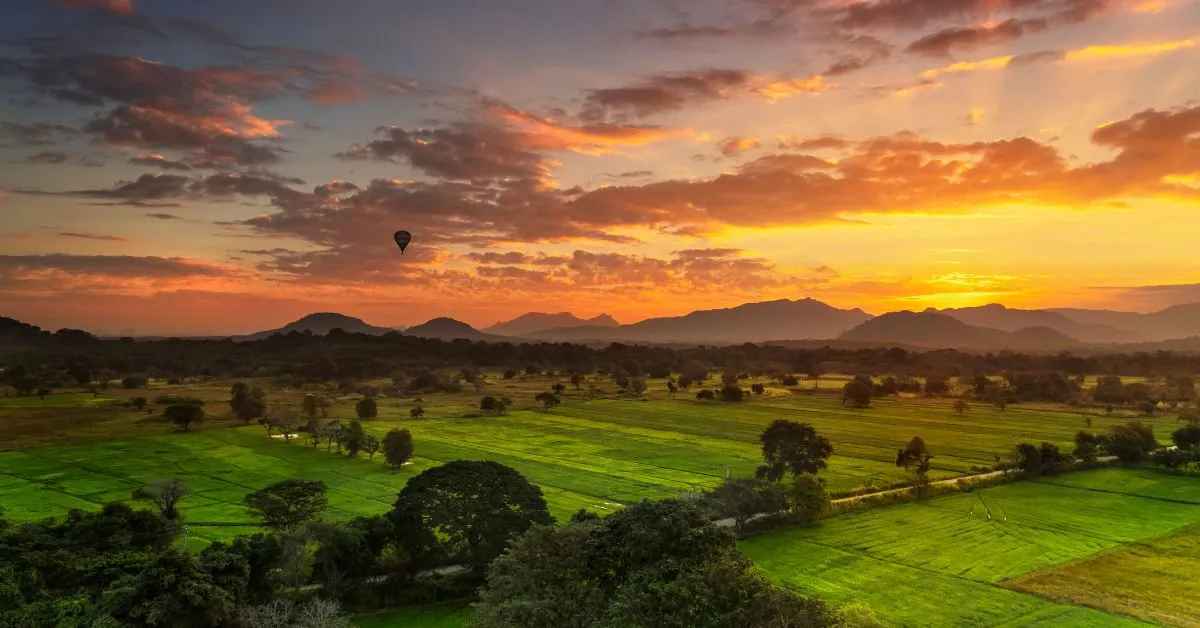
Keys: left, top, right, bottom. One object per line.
{"left": 921, "top": 36, "right": 1198, "bottom": 78}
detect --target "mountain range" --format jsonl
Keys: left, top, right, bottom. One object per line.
{"left": 22, "top": 299, "right": 1197, "bottom": 353}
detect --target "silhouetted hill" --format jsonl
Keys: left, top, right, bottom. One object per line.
{"left": 840, "top": 312, "right": 1079, "bottom": 351}
{"left": 484, "top": 312, "right": 619, "bottom": 337}
{"left": 1048, "top": 303, "right": 1200, "bottom": 341}
{"left": 529, "top": 298, "right": 872, "bottom": 344}
{"left": 932, "top": 304, "right": 1143, "bottom": 343}
{"left": 240, "top": 313, "right": 395, "bottom": 341}
{"left": 403, "top": 317, "right": 516, "bottom": 343}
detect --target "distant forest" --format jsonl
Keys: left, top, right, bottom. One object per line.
{"left": 3, "top": 317, "right": 1198, "bottom": 393}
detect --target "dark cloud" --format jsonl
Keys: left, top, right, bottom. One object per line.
{"left": 24, "top": 151, "right": 70, "bottom": 164}
{"left": 580, "top": 69, "right": 755, "bottom": 120}
{"left": 606, "top": 170, "right": 656, "bottom": 179}
{"left": 0, "top": 254, "right": 236, "bottom": 279}
{"left": 338, "top": 123, "right": 549, "bottom": 183}
{"left": 55, "top": 231, "right": 130, "bottom": 242}
{"left": 0, "top": 121, "right": 78, "bottom": 146}
{"left": 905, "top": 18, "right": 1047, "bottom": 57}
{"left": 144, "top": 212, "right": 181, "bottom": 220}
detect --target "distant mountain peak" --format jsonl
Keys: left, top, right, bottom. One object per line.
{"left": 240, "top": 312, "right": 394, "bottom": 341}
{"left": 484, "top": 311, "right": 619, "bottom": 337}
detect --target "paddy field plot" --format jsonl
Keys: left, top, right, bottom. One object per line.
{"left": 740, "top": 468, "right": 1200, "bottom": 627}
{"left": 1006, "top": 523, "right": 1200, "bottom": 628}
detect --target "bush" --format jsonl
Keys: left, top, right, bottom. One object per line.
{"left": 696, "top": 389, "right": 715, "bottom": 401}
{"left": 780, "top": 375, "right": 799, "bottom": 386}
{"left": 121, "top": 375, "right": 146, "bottom": 389}
{"left": 720, "top": 386, "right": 745, "bottom": 402}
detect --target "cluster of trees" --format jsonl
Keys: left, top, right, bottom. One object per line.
{"left": 0, "top": 456, "right": 861, "bottom": 628}
{"left": 703, "top": 421, "right": 835, "bottom": 531}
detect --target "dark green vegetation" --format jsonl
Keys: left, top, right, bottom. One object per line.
{"left": 742, "top": 468, "right": 1200, "bottom": 627}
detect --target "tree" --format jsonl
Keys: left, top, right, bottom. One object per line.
{"left": 132, "top": 397, "right": 147, "bottom": 410}
{"left": 842, "top": 380, "right": 872, "bottom": 408}
{"left": 553, "top": 382, "right": 567, "bottom": 394}
{"left": 244, "top": 480, "right": 328, "bottom": 531}
{"left": 121, "top": 375, "right": 145, "bottom": 389}
{"left": 343, "top": 419, "right": 367, "bottom": 457}
{"left": 751, "top": 383, "right": 765, "bottom": 395}
{"left": 788, "top": 475, "right": 831, "bottom": 524}
{"left": 355, "top": 396, "right": 377, "bottom": 419}
{"left": 480, "top": 396, "right": 500, "bottom": 412}
{"left": 756, "top": 420, "right": 834, "bottom": 482}
{"left": 631, "top": 377, "right": 647, "bottom": 396}
{"left": 1073, "top": 431, "right": 1101, "bottom": 463}
{"left": 164, "top": 403, "right": 204, "bottom": 431}
{"left": 229, "top": 382, "right": 249, "bottom": 412}
{"left": 1038, "top": 442, "right": 1071, "bottom": 475}
{"left": 237, "top": 387, "right": 267, "bottom": 422}
{"left": 503, "top": 369, "right": 517, "bottom": 380}
{"left": 1172, "top": 423, "right": 1200, "bottom": 449}
{"left": 132, "top": 478, "right": 189, "bottom": 520}
{"left": 896, "top": 436, "right": 934, "bottom": 496}
{"left": 696, "top": 389, "right": 715, "bottom": 401}
{"left": 362, "top": 434, "right": 381, "bottom": 459}
{"left": 780, "top": 375, "right": 799, "bottom": 386}
{"left": 707, "top": 478, "right": 788, "bottom": 529}
{"left": 93, "top": 549, "right": 239, "bottom": 628}
{"left": 1104, "top": 421, "right": 1158, "bottom": 463}
{"left": 410, "top": 405, "right": 425, "bottom": 418}
{"left": 534, "top": 391, "right": 560, "bottom": 410}
{"left": 953, "top": 399, "right": 970, "bottom": 413}
{"left": 1014, "top": 443, "right": 1042, "bottom": 475}
{"left": 720, "top": 386, "right": 745, "bottom": 402}
{"left": 390, "top": 460, "right": 553, "bottom": 571}
{"left": 36, "top": 387, "right": 51, "bottom": 400}
{"left": 382, "top": 428, "right": 414, "bottom": 468}
{"left": 475, "top": 498, "right": 833, "bottom": 628}
{"left": 570, "top": 373, "right": 583, "bottom": 390}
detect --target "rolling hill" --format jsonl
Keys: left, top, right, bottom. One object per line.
{"left": 238, "top": 313, "right": 397, "bottom": 341}
{"left": 1047, "top": 303, "right": 1200, "bottom": 341}
{"left": 931, "top": 304, "right": 1143, "bottom": 344}
{"left": 529, "top": 298, "right": 872, "bottom": 344}
{"left": 402, "top": 317, "right": 517, "bottom": 343}
{"left": 484, "top": 312, "right": 619, "bottom": 337}
{"left": 840, "top": 311, "right": 1079, "bottom": 351}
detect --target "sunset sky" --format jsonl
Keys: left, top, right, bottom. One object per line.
{"left": 2, "top": 0, "right": 1200, "bottom": 335}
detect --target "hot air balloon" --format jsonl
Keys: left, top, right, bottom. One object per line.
{"left": 393, "top": 230, "right": 411, "bottom": 254}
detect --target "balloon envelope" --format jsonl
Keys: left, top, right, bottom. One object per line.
{"left": 393, "top": 230, "right": 411, "bottom": 253}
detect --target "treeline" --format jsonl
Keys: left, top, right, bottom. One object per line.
{"left": 3, "top": 316, "right": 1200, "bottom": 389}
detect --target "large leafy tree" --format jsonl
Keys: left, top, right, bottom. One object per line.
{"left": 390, "top": 460, "right": 553, "bottom": 571}
{"left": 756, "top": 420, "right": 833, "bottom": 482}
{"left": 475, "top": 498, "right": 835, "bottom": 628}
{"left": 131, "top": 478, "right": 188, "bottom": 520}
{"left": 244, "top": 480, "right": 328, "bottom": 532}
{"left": 382, "top": 429, "right": 414, "bottom": 468}
{"left": 1104, "top": 421, "right": 1158, "bottom": 463}
{"left": 91, "top": 549, "right": 240, "bottom": 627}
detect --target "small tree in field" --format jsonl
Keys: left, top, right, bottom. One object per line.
{"left": 37, "top": 387, "right": 52, "bottom": 400}
{"left": 244, "top": 480, "right": 328, "bottom": 531}
{"left": 667, "top": 381, "right": 678, "bottom": 395}
{"left": 842, "top": 380, "right": 872, "bottom": 408}
{"left": 132, "top": 478, "right": 189, "bottom": 520}
{"left": 383, "top": 429, "right": 414, "bottom": 468}
{"left": 896, "top": 436, "right": 934, "bottom": 497}
{"left": 355, "top": 397, "right": 377, "bottom": 419}
{"left": 363, "top": 434, "right": 381, "bottom": 459}
{"left": 535, "top": 392, "right": 560, "bottom": 410}
{"left": 410, "top": 405, "right": 425, "bottom": 418}
{"left": 953, "top": 399, "right": 970, "bottom": 413}
{"left": 344, "top": 419, "right": 367, "bottom": 457}
{"left": 132, "top": 397, "right": 147, "bottom": 410}
{"left": 165, "top": 403, "right": 204, "bottom": 432}
{"left": 570, "top": 373, "right": 583, "bottom": 390}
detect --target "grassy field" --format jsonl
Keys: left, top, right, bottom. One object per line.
{"left": 1006, "top": 523, "right": 1200, "bottom": 628}
{"left": 0, "top": 376, "right": 1185, "bottom": 549}
{"left": 741, "top": 468, "right": 1200, "bottom": 627}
